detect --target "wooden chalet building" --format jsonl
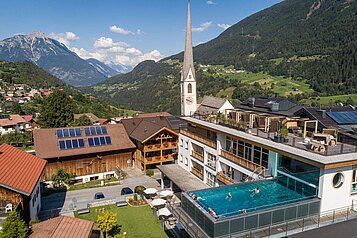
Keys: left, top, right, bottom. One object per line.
{"left": 33, "top": 124, "right": 136, "bottom": 182}
{"left": 0, "top": 144, "right": 46, "bottom": 226}
{"left": 122, "top": 114, "right": 181, "bottom": 171}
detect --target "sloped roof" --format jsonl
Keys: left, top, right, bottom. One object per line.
{"left": 122, "top": 115, "right": 180, "bottom": 143}
{"left": 74, "top": 113, "right": 100, "bottom": 123}
{"left": 0, "top": 144, "right": 46, "bottom": 196}
{"left": 196, "top": 96, "right": 231, "bottom": 114}
{"left": 33, "top": 124, "right": 136, "bottom": 159}
{"left": 301, "top": 107, "right": 355, "bottom": 128}
{"left": 136, "top": 112, "right": 172, "bottom": 118}
{"left": 0, "top": 114, "right": 26, "bottom": 126}
{"left": 30, "top": 216, "right": 94, "bottom": 238}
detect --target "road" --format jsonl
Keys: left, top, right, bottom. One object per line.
{"left": 39, "top": 172, "right": 162, "bottom": 220}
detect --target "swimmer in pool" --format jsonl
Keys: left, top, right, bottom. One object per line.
{"left": 226, "top": 192, "right": 232, "bottom": 199}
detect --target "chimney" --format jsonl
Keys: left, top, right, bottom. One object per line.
{"left": 318, "top": 109, "right": 326, "bottom": 118}
{"left": 250, "top": 97, "right": 255, "bottom": 108}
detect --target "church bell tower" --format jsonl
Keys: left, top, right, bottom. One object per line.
{"left": 181, "top": 0, "right": 197, "bottom": 116}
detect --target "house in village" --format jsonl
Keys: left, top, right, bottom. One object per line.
{"left": 33, "top": 124, "right": 136, "bottom": 183}
{"left": 0, "top": 114, "right": 26, "bottom": 135}
{"left": 0, "top": 144, "right": 46, "bottom": 227}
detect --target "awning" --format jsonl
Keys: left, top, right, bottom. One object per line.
{"left": 157, "top": 164, "right": 209, "bottom": 192}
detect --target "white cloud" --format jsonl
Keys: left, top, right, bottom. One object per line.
{"left": 49, "top": 32, "right": 79, "bottom": 46}
{"left": 110, "top": 25, "right": 141, "bottom": 35}
{"left": 73, "top": 37, "right": 163, "bottom": 67}
{"left": 207, "top": 0, "right": 217, "bottom": 5}
{"left": 192, "top": 21, "right": 213, "bottom": 32}
{"left": 217, "top": 23, "right": 231, "bottom": 30}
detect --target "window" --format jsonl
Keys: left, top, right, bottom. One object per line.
{"left": 352, "top": 167, "right": 357, "bottom": 194}
{"left": 185, "top": 141, "right": 188, "bottom": 150}
{"left": 333, "top": 172, "right": 344, "bottom": 188}
{"left": 184, "top": 157, "right": 188, "bottom": 166}
{"left": 206, "top": 171, "right": 215, "bottom": 187}
{"left": 207, "top": 153, "right": 217, "bottom": 170}
{"left": 180, "top": 139, "right": 183, "bottom": 147}
{"left": 188, "top": 83, "right": 192, "bottom": 93}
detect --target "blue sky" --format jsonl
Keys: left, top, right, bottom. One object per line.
{"left": 0, "top": 0, "right": 282, "bottom": 67}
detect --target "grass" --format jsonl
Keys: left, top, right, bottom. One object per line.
{"left": 76, "top": 205, "right": 171, "bottom": 238}
{"left": 299, "top": 93, "right": 357, "bottom": 106}
{"left": 68, "top": 177, "right": 120, "bottom": 191}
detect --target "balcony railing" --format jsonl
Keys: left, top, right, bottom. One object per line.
{"left": 191, "top": 151, "right": 204, "bottom": 162}
{"left": 221, "top": 150, "right": 266, "bottom": 177}
{"left": 180, "top": 129, "right": 217, "bottom": 149}
{"left": 191, "top": 167, "right": 204, "bottom": 180}
{"left": 144, "top": 141, "right": 177, "bottom": 151}
{"left": 143, "top": 154, "right": 175, "bottom": 164}
{"left": 217, "top": 171, "right": 235, "bottom": 185}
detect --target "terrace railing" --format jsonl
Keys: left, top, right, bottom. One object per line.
{"left": 192, "top": 150, "right": 204, "bottom": 162}
{"left": 216, "top": 172, "right": 235, "bottom": 185}
{"left": 191, "top": 167, "right": 204, "bottom": 180}
{"left": 181, "top": 129, "right": 217, "bottom": 149}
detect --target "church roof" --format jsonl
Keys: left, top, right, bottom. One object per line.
{"left": 196, "top": 96, "right": 231, "bottom": 114}
{"left": 182, "top": 0, "right": 195, "bottom": 80}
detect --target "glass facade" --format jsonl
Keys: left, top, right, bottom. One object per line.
{"left": 207, "top": 153, "right": 217, "bottom": 170}
{"left": 352, "top": 166, "right": 357, "bottom": 194}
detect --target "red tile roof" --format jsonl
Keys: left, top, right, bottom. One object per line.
{"left": 135, "top": 112, "right": 172, "bottom": 118}
{"left": 22, "top": 115, "right": 34, "bottom": 123}
{"left": 0, "top": 144, "right": 47, "bottom": 196}
{"left": 30, "top": 216, "right": 94, "bottom": 238}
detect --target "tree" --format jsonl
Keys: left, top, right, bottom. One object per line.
{"left": 38, "top": 90, "right": 75, "bottom": 128}
{"left": 10, "top": 102, "right": 23, "bottom": 114}
{"left": 72, "top": 115, "right": 91, "bottom": 126}
{"left": 0, "top": 211, "right": 28, "bottom": 238}
{"left": 51, "top": 169, "right": 74, "bottom": 187}
{"left": 97, "top": 211, "right": 118, "bottom": 238}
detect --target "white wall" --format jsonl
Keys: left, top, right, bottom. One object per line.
{"left": 319, "top": 166, "right": 355, "bottom": 212}
{"left": 178, "top": 134, "right": 191, "bottom": 172}
{"left": 29, "top": 180, "right": 41, "bottom": 221}
{"left": 219, "top": 101, "right": 234, "bottom": 115}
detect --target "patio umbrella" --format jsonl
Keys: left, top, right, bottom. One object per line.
{"left": 150, "top": 198, "right": 166, "bottom": 207}
{"left": 158, "top": 207, "right": 172, "bottom": 217}
{"left": 144, "top": 188, "right": 158, "bottom": 195}
{"left": 160, "top": 190, "right": 174, "bottom": 198}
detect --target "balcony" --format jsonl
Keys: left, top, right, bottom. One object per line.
{"left": 143, "top": 154, "right": 175, "bottom": 164}
{"left": 220, "top": 150, "right": 266, "bottom": 177}
{"left": 216, "top": 171, "right": 235, "bottom": 185}
{"left": 191, "top": 167, "right": 204, "bottom": 180}
{"left": 180, "top": 129, "right": 217, "bottom": 149}
{"left": 191, "top": 151, "right": 204, "bottom": 162}
{"left": 144, "top": 141, "right": 177, "bottom": 151}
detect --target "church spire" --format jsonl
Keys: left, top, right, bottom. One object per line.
{"left": 182, "top": 0, "right": 195, "bottom": 80}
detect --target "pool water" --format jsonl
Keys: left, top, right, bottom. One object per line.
{"left": 192, "top": 180, "right": 312, "bottom": 217}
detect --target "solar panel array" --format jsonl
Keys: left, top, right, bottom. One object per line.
{"left": 58, "top": 126, "right": 111, "bottom": 150}
{"left": 57, "top": 128, "right": 82, "bottom": 138}
{"left": 88, "top": 136, "right": 112, "bottom": 147}
{"left": 59, "top": 139, "right": 85, "bottom": 150}
{"left": 84, "top": 126, "right": 108, "bottom": 136}
{"left": 327, "top": 111, "right": 357, "bottom": 124}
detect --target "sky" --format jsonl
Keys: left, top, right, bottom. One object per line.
{"left": 0, "top": 0, "right": 282, "bottom": 67}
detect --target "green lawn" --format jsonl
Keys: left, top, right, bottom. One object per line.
{"left": 299, "top": 93, "right": 357, "bottom": 106}
{"left": 76, "top": 205, "right": 171, "bottom": 238}
{"left": 68, "top": 177, "right": 120, "bottom": 191}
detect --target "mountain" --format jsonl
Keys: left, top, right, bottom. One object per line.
{"left": 0, "top": 60, "right": 66, "bottom": 88}
{"left": 0, "top": 32, "right": 107, "bottom": 86}
{"left": 89, "top": 0, "right": 357, "bottom": 114}
{"left": 106, "top": 62, "right": 133, "bottom": 74}
{"left": 86, "top": 58, "right": 120, "bottom": 78}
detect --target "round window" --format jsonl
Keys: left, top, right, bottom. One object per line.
{"left": 332, "top": 172, "right": 344, "bottom": 188}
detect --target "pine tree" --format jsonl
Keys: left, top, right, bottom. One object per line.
{"left": 38, "top": 90, "right": 75, "bottom": 128}
{"left": 0, "top": 211, "right": 28, "bottom": 238}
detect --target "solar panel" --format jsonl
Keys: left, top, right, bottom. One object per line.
{"left": 327, "top": 111, "right": 357, "bottom": 124}
{"left": 65, "top": 140, "right": 72, "bottom": 149}
{"left": 69, "top": 128, "right": 76, "bottom": 137}
{"left": 75, "top": 128, "right": 82, "bottom": 136}
{"left": 57, "top": 129, "right": 64, "bottom": 138}
{"left": 85, "top": 127, "right": 91, "bottom": 136}
{"left": 88, "top": 138, "right": 95, "bottom": 147}
{"left": 78, "top": 139, "right": 85, "bottom": 148}
{"left": 105, "top": 136, "right": 112, "bottom": 145}
{"left": 99, "top": 136, "right": 106, "bottom": 145}
{"left": 101, "top": 126, "right": 108, "bottom": 134}
{"left": 96, "top": 126, "right": 102, "bottom": 135}
{"left": 72, "top": 139, "right": 79, "bottom": 148}
{"left": 90, "top": 127, "right": 97, "bottom": 136}
{"left": 94, "top": 137, "right": 100, "bottom": 146}
{"left": 59, "top": 140, "right": 66, "bottom": 150}
{"left": 63, "top": 129, "right": 70, "bottom": 137}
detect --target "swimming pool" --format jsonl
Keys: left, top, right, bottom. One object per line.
{"left": 191, "top": 179, "right": 314, "bottom": 217}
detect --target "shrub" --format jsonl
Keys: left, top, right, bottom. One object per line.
{"left": 145, "top": 169, "right": 154, "bottom": 177}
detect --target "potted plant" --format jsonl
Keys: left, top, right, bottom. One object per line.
{"left": 274, "top": 125, "right": 289, "bottom": 143}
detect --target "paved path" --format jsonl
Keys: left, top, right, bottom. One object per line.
{"left": 39, "top": 172, "right": 162, "bottom": 220}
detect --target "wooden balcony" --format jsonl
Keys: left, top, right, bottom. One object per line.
{"left": 144, "top": 141, "right": 177, "bottom": 151}
{"left": 191, "top": 167, "right": 204, "bottom": 180}
{"left": 220, "top": 150, "right": 266, "bottom": 175}
{"left": 217, "top": 171, "right": 235, "bottom": 185}
{"left": 191, "top": 151, "right": 204, "bottom": 162}
{"left": 180, "top": 129, "right": 217, "bottom": 149}
{"left": 141, "top": 154, "right": 175, "bottom": 164}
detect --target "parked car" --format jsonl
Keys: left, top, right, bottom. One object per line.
{"left": 94, "top": 192, "right": 105, "bottom": 200}
{"left": 121, "top": 187, "right": 134, "bottom": 195}
{"left": 134, "top": 185, "right": 146, "bottom": 195}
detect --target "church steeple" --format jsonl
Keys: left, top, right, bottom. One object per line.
{"left": 182, "top": 0, "right": 195, "bottom": 80}
{"left": 181, "top": 0, "right": 197, "bottom": 116}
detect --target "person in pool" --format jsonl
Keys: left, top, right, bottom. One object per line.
{"left": 226, "top": 192, "right": 232, "bottom": 199}
{"left": 250, "top": 187, "right": 260, "bottom": 196}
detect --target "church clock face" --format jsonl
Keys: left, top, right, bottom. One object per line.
{"left": 186, "top": 96, "right": 193, "bottom": 105}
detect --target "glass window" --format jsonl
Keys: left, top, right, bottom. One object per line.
{"left": 207, "top": 153, "right": 217, "bottom": 170}
{"left": 333, "top": 172, "right": 344, "bottom": 188}
{"left": 206, "top": 171, "right": 215, "bottom": 187}
{"left": 188, "top": 83, "right": 192, "bottom": 93}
